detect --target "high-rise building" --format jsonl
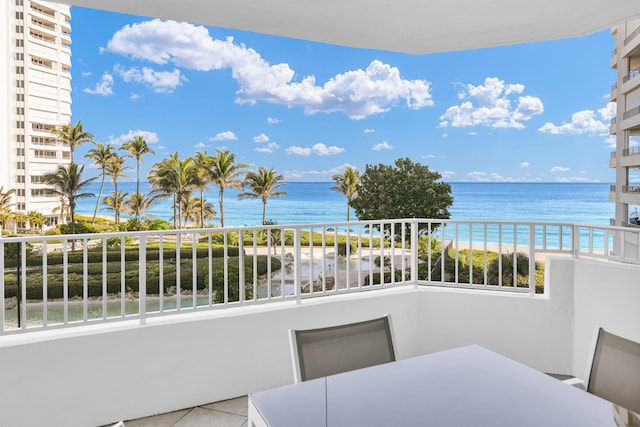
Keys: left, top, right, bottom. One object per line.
{"left": 0, "top": 0, "right": 71, "bottom": 227}
{"left": 610, "top": 19, "right": 640, "bottom": 227}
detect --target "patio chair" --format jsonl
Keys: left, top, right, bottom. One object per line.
{"left": 289, "top": 315, "right": 396, "bottom": 383}
{"left": 568, "top": 327, "right": 640, "bottom": 414}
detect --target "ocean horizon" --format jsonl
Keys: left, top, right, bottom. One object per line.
{"left": 75, "top": 181, "right": 616, "bottom": 227}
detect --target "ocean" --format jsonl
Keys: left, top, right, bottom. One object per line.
{"left": 75, "top": 181, "right": 615, "bottom": 227}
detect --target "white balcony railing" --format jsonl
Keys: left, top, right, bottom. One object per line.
{"left": 1, "top": 219, "right": 639, "bottom": 335}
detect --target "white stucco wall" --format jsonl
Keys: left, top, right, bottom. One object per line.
{"left": 0, "top": 256, "right": 638, "bottom": 426}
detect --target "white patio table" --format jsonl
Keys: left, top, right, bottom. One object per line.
{"left": 248, "top": 344, "right": 628, "bottom": 427}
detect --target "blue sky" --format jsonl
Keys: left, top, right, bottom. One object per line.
{"left": 70, "top": 7, "right": 620, "bottom": 183}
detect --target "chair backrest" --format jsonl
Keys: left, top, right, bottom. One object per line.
{"left": 289, "top": 315, "right": 396, "bottom": 383}
{"left": 586, "top": 327, "right": 640, "bottom": 413}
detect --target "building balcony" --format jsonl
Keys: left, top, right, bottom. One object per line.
{"left": 0, "top": 219, "right": 639, "bottom": 426}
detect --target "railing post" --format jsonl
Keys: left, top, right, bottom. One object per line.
{"left": 294, "top": 227, "right": 302, "bottom": 304}
{"left": 411, "top": 221, "right": 418, "bottom": 287}
{"left": 572, "top": 225, "right": 581, "bottom": 258}
{"left": 529, "top": 224, "right": 536, "bottom": 295}
{"left": 139, "top": 235, "right": 147, "bottom": 325}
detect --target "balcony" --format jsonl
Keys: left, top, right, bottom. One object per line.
{"left": 0, "top": 219, "right": 639, "bottom": 426}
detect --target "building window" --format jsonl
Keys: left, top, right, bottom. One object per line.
{"left": 17, "top": 120, "right": 24, "bottom": 128}
{"left": 34, "top": 150, "right": 57, "bottom": 159}
{"left": 31, "top": 57, "right": 53, "bottom": 69}
{"left": 16, "top": 79, "right": 24, "bottom": 88}
{"left": 17, "top": 203, "right": 25, "bottom": 211}
{"left": 16, "top": 135, "right": 25, "bottom": 143}
{"left": 16, "top": 66, "right": 24, "bottom": 74}
{"left": 16, "top": 107, "right": 24, "bottom": 115}
{"left": 17, "top": 162, "right": 25, "bottom": 170}
{"left": 16, "top": 175, "right": 25, "bottom": 184}
{"left": 16, "top": 25, "right": 23, "bottom": 33}
{"left": 31, "top": 136, "right": 55, "bottom": 146}
{"left": 16, "top": 148, "right": 25, "bottom": 156}
{"left": 15, "top": 52, "right": 24, "bottom": 60}
{"left": 15, "top": 11, "right": 23, "bottom": 19}
{"left": 16, "top": 189, "right": 25, "bottom": 197}
{"left": 16, "top": 93, "right": 24, "bottom": 101}
{"left": 31, "top": 189, "right": 56, "bottom": 197}
{"left": 16, "top": 0, "right": 24, "bottom": 5}
{"left": 16, "top": 39, "right": 24, "bottom": 47}
{"left": 30, "top": 175, "right": 44, "bottom": 184}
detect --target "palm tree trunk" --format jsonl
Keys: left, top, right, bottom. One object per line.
{"left": 135, "top": 160, "right": 140, "bottom": 222}
{"left": 219, "top": 187, "right": 225, "bottom": 227}
{"left": 92, "top": 173, "right": 106, "bottom": 224}
{"left": 262, "top": 199, "right": 267, "bottom": 225}
{"left": 200, "top": 190, "right": 204, "bottom": 228}
{"left": 172, "top": 194, "right": 177, "bottom": 229}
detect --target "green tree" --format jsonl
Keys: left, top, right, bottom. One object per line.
{"left": 124, "top": 192, "right": 157, "bottom": 229}
{"left": 85, "top": 142, "right": 115, "bottom": 224}
{"left": 191, "top": 150, "right": 213, "bottom": 228}
{"left": 121, "top": 136, "right": 155, "bottom": 220}
{"left": 148, "top": 153, "right": 194, "bottom": 228}
{"left": 50, "top": 120, "right": 94, "bottom": 164}
{"left": 0, "top": 186, "right": 15, "bottom": 234}
{"left": 351, "top": 158, "right": 452, "bottom": 236}
{"left": 331, "top": 166, "right": 360, "bottom": 222}
{"left": 239, "top": 166, "right": 287, "bottom": 225}
{"left": 42, "top": 163, "right": 96, "bottom": 236}
{"left": 103, "top": 190, "right": 129, "bottom": 225}
{"left": 104, "top": 153, "right": 130, "bottom": 224}
{"left": 27, "top": 211, "right": 46, "bottom": 234}
{"left": 209, "top": 149, "right": 247, "bottom": 227}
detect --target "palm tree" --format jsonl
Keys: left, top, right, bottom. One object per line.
{"left": 191, "top": 150, "right": 212, "bottom": 228}
{"left": 52, "top": 196, "right": 69, "bottom": 224}
{"left": 208, "top": 149, "right": 247, "bottom": 227}
{"left": 124, "top": 192, "right": 157, "bottom": 229}
{"left": 51, "top": 120, "right": 94, "bottom": 164}
{"left": 0, "top": 186, "right": 15, "bottom": 234}
{"left": 105, "top": 153, "right": 130, "bottom": 223}
{"left": 103, "top": 191, "right": 128, "bottom": 224}
{"left": 331, "top": 166, "right": 360, "bottom": 222}
{"left": 85, "top": 142, "right": 115, "bottom": 224}
{"left": 42, "top": 163, "right": 96, "bottom": 236}
{"left": 27, "top": 211, "right": 46, "bottom": 234}
{"left": 148, "top": 153, "right": 194, "bottom": 228}
{"left": 121, "top": 136, "right": 155, "bottom": 215}
{"left": 239, "top": 166, "right": 287, "bottom": 225}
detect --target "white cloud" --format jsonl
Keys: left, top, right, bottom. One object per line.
{"left": 195, "top": 142, "right": 205, "bottom": 148}
{"left": 441, "top": 170, "right": 456, "bottom": 179}
{"left": 554, "top": 176, "right": 597, "bottom": 183}
{"left": 520, "top": 162, "right": 530, "bottom": 168}
{"left": 130, "top": 93, "right": 142, "bottom": 100}
{"left": 107, "top": 129, "right": 159, "bottom": 146}
{"left": 285, "top": 146, "right": 311, "bottom": 156}
{"left": 467, "top": 131, "right": 478, "bottom": 136}
{"left": 285, "top": 143, "right": 344, "bottom": 156}
{"left": 312, "top": 143, "right": 344, "bottom": 156}
{"left": 284, "top": 164, "right": 354, "bottom": 179}
{"left": 104, "top": 20, "right": 433, "bottom": 119}
{"left": 422, "top": 154, "right": 436, "bottom": 159}
{"left": 440, "top": 77, "right": 543, "bottom": 129}
{"left": 364, "top": 128, "right": 375, "bottom": 134}
{"left": 253, "top": 133, "right": 269, "bottom": 143}
{"left": 466, "top": 171, "right": 531, "bottom": 182}
{"left": 83, "top": 72, "right": 114, "bottom": 96}
{"left": 81, "top": 71, "right": 92, "bottom": 77}
{"left": 538, "top": 102, "right": 615, "bottom": 135}
{"left": 599, "top": 102, "right": 616, "bottom": 121}
{"left": 604, "top": 136, "right": 616, "bottom": 148}
{"left": 550, "top": 166, "right": 570, "bottom": 172}
{"left": 267, "top": 117, "right": 280, "bottom": 124}
{"left": 372, "top": 141, "right": 393, "bottom": 151}
{"left": 114, "top": 64, "right": 186, "bottom": 93}
{"left": 210, "top": 131, "right": 238, "bottom": 142}
{"left": 255, "top": 142, "right": 280, "bottom": 153}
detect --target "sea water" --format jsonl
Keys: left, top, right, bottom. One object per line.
{"left": 75, "top": 181, "right": 615, "bottom": 226}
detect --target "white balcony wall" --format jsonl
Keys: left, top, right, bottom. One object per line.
{"left": 0, "top": 256, "right": 639, "bottom": 427}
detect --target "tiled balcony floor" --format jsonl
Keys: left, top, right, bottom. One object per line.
{"left": 109, "top": 396, "right": 248, "bottom": 427}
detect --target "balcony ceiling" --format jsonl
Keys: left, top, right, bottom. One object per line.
{"left": 52, "top": 0, "right": 640, "bottom": 54}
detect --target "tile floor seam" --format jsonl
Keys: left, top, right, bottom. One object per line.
{"left": 171, "top": 407, "right": 194, "bottom": 427}
{"left": 198, "top": 405, "right": 246, "bottom": 417}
